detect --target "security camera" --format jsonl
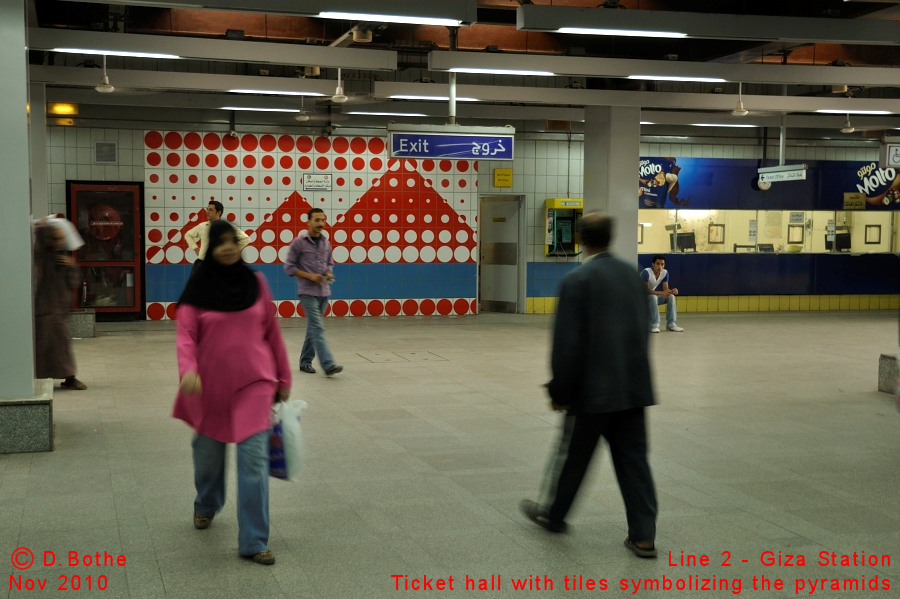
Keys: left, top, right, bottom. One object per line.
{"left": 228, "top": 130, "right": 238, "bottom": 138}
{"left": 323, "top": 125, "right": 338, "bottom": 136}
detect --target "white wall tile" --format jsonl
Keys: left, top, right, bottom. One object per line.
{"left": 76, "top": 129, "right": 91, "bottom": 148}
{"left": 77, "top": 165, "right": 91, "bottom": 180}
{"left": 76, "top": 147, "right": 91, "bottom": 165}
{"left": 90, "top": 128, "right": 105, "bottom": 143}
{"left": 546, "top": 159, "right": 558, "bottom": 177}
{"left": 133, "top": 130, "right": 145, "bottom": 149}
{"left": 535, "top": 158, "right": 547, "bottom": 176}
{"left": 49, "top": 146, "right": 65, "bottom": 164}
{"left": 118, "top": 130, "right": 133, "bottom": 149}
{"left": 50, "top": 183, "right": 65, "bottom": 204}
{"left": 523, "top": 158, "right": 536, "bottom": 175}
{"left": 91, "top": 165, "right": 104, "bottom": 179}
{"left": 49, "top": 163, "right": 66, "bottom": 184}
{"left": 65, "top": 164, "right": 77, "bottom": 180}
{"left": 48, "top": 127, "right": 65, "bottom": 147}
{"left": 522, "top": 140, "right": 535, "bottom": 158}
{"left": 64, "top": 127, "right": 77, "bottom": 148}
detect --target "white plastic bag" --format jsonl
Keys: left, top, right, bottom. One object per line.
{"left": 271, "top": 399, "right": 306, "bottom": 481}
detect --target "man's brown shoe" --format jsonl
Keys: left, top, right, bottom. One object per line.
{"left": 193, "top": 513, "right": 213, "bottom": 530}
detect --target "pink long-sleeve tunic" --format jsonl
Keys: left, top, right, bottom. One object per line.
{"left": 173, "top": 273, "right": 291, "bottom": 443}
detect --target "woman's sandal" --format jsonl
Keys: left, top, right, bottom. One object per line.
{"left": 61, "top": 378, "right": 87, "bottom": 390}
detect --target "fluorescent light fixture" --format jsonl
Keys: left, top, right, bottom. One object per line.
{"left": 319, "top": 11, "right": 461, "bottom": 26}
{"left": 229, "top": 89, "right": 325, "bottom": 97}
{"left": 52, "top": 47, "right": 180, "bottom": 59}
{"left": 47, "top": 102, "right": 78, "bottom": 116}
{"left": 390, "top": 95, "right": 478, "bottom": 102}
{"left": 816, "top": 109, "right": 892, "bottom": 115}
{"left": 690, "top": 123, "right": 758, "bottom": 128}
{"left": 558, "top": 27, "right": 686, "bottom": 38}
{"left": 449, "top": 67, "right": 556, "bottom": 77}
{"left": 629, "top": 75, "right": 727, "bottom": 83}
{"left": 346, "top": 111, "right": 429, "bottom": 117}
{"left": 640, "top": 121, "right": 655, "bottom": 125}
{"left": 639, "top": 222, "right": 653, "bottom": 227}
{"left": 221, "top": 107, "right": 301, "bottom": 113}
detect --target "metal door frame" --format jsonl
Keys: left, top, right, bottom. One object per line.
{"left": 477, "top": 194, "right": 527, "bottom": 314}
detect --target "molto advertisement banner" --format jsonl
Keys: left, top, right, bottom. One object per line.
{"left": 638, "top": 158, "right": 900, "bottom": 210}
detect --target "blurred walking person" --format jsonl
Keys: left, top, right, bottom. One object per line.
{"left": 520, "top": 213, "right": 659, "bottom": 558}
{"left": 33, "top": 217, "right": 86, "bottom": 390}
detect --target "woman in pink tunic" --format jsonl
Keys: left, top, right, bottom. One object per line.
{"left": 173, "top": 220, "right": 291, "bottom": 565}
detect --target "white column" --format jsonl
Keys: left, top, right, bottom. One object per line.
{"left": 583, "top": 105, "right": 640, "bottom": 265}
{"left": 30, "top": 81, "right": 49, "bottom": 218}
{"left": 0, "top": 0, "right": 36, "bottom": 398}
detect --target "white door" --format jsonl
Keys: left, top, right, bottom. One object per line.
{"left": 478, "top": 196, "right": 524, "bottom": 313}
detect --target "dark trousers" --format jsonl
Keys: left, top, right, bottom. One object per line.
{"left": 540, "top": 407, "right": 657, "bottom": 542}
{"left": 190, "top": 258, "right": 203, "bottom": 279}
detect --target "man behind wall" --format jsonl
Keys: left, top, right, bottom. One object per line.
{"left": 283, "top": 208, "right": 343, "bottom": 376}
{"left": 184, "top": 201, "right": 250, "bottom": 278}
{"left": 641, "top": 254, "right": 684, "bottom": 333}
{"left": 520, "top": 212, "right": 659, "bottom": 559}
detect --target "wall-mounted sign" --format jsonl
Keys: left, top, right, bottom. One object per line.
{"left": 880, "top": 143, "right": 900, "bottom": 169}
{"left": 843, "top": 192, "right": 866, "bottom": 210}
{"left": 789, "top": 211, "right": 805, "bottom": 224}
{"left": 493, "top": 168, "right": 513, "bottom": 187}
{"left": 303, "top": 174, "right": 331, "bottom": 191}
{"left": 748, "top": 219, "right": 757, "bottom": 243}
{"left": 826, "top": 219, "right": 835, "bottom": 241}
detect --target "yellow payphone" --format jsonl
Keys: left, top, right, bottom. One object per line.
{"left": 545, "top": 198, "right": 583, "bottom": 257}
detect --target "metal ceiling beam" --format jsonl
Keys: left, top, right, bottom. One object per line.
{"left": 55, "top": 0, "right": 478, "bottom": 24}
{"left": 428, "top": 50, "right": 900, "bottom": 87}
{"left": 29, "top": 28, "right": 397, "bottom": 70}
{"left": 517, "top": 4, "right": 900, "bottom": 46}
{"left": 41, "top": 83, "right": 900, "bottom": 131}
{"left": 375, "top": 81, "right": 900, "bottom": 117}
{"left": 30, "top": 65, "right": 338, "bottom": 96}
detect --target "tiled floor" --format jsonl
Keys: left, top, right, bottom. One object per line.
{"left": 2, "top": 310, "right": 899, "bottom": 598}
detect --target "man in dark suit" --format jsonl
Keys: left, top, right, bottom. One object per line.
{"left": 520, "top": 212, "right": 659, "bottom": 559}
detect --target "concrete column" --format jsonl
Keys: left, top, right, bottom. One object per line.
{"left": 30, "top": 81, "right": 49, "bottom": 218}
{"left": 583, "top": 105, "right": 640, "bottom": 265}
{"left": 0, "top": 0, "right": 36, "bottom": 398}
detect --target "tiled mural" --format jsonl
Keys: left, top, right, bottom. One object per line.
{"left": 143, "top": 131, "right": 479, "bottom": 319}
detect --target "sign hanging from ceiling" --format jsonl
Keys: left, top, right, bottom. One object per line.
{"left": 390, "top": 132, "right": 514, "bottom": 160}
{"left": 387, "top": 124, "right": 515, "bottom": 161}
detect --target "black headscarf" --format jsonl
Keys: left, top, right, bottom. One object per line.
{"left": 177, "top": 220, "right": 259, "bottom": 312}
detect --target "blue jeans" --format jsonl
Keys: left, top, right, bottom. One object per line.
{"left": 648, "top": 294, "right": 677, "bottom": 329}
{"left": 192, "top": 430, "right": 269, "bottom": 556}
{"left": 299, "top": 294, "right": 336, "bottom": 370}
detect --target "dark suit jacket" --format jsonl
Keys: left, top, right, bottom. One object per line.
{"left": 547, "top": 252, "right": 655, "bottom": 414}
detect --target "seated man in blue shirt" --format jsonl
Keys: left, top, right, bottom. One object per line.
{"left": 641, "top": 255, "right": 683, "bottom": 333}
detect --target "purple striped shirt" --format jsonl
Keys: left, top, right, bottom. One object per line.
{"left": 283, "top": 231, "right": 334, "bottom": 297}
